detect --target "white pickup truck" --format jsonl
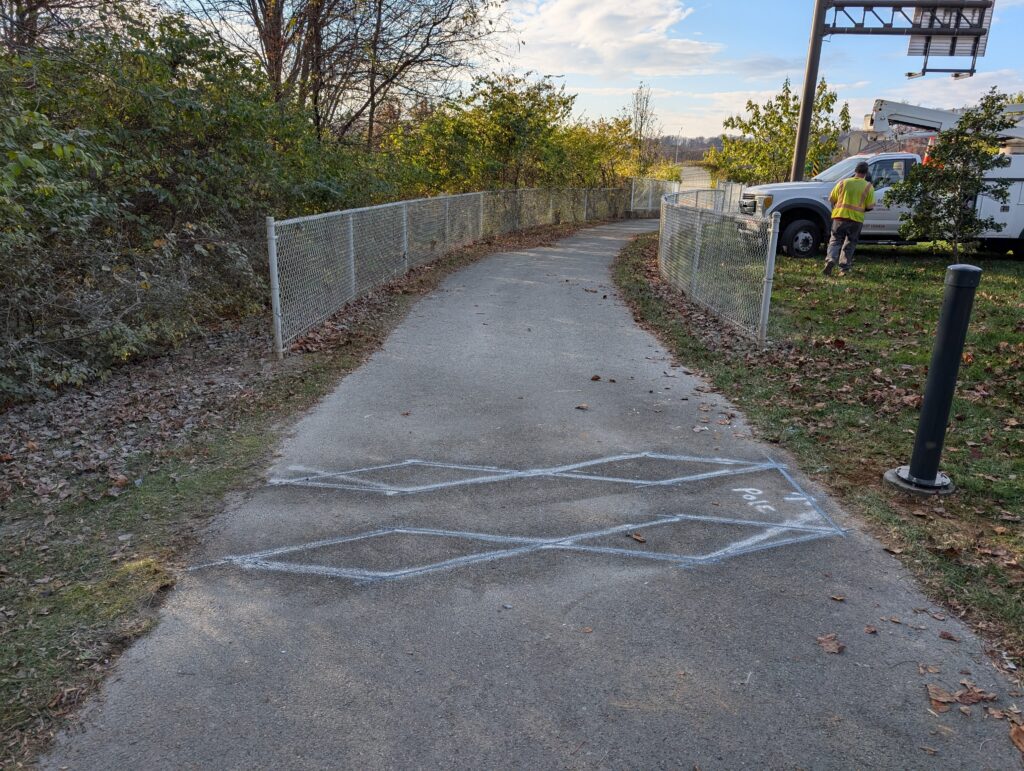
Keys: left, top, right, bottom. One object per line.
{"left": 739, "top": 150, "right": 1024, "bottom": 258}
{"left": 738, "top": 98, "right": 1024, "bottom": 258}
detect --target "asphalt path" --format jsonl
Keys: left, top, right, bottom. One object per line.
{"left": 46, "top": 220, "right": 1022, "bottom": 769}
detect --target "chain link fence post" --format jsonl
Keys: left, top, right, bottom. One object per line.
{"left": 758, "top": 212, "right": 782, "bottom": 345}
{"left": 690, "top": 208, "right": 703, "bottom": 297}
{"left": 443, "top": 197, "right": 450, "bottom": 248}
{"left": 402, "top": 202, "right": 410, "bottom": 271}
{"left": 346, "top": 212, "right": 356, "bottom": 298}
{"left": 266, "top": 216, "right": 284, "bottom": 361}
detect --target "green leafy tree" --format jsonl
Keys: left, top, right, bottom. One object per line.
{"left": 546, "top": 116, "right": 633, "bottom": 188}
{"left": 704, "top": 78, "right": 850, "bottom": 185}
{"left": 886, "top": 89, "right": 1017, "bottom": 259}
{"left": 386, "top": 77, "right": 636, "bottom": 196}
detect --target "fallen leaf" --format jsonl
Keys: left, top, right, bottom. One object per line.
{"left": 629, "top": 532, "right": 646, "bottom": 544}
{"left": 919, "top": 746, "right": 938, "bottom": 756}
{"left": 884, "top": 546, "right": 904, "bottom": 555}
{"left": 956, "top": 681, "right": 997, "bottom": 705}
{"left": 865, "top": 626, "right": 878, "bottom": 635}
{"left": 919, "top": 664, "right": 940, "bottom": 675}
{"left": 575, "top": 403, "right": 589, "bottom": 411}
{"left": 959, "top": 705, "right": 972, "bottom": 716}
{"left": 830, "top": 595, "right": 846, "bottom": 602}
{"left": 400, "top": 411, "right": 411, "bottom": 416}
{"left": 939, "top": 631, "right": 960, "bottom": 642}
{"left": 581, "top": 627, "right": 593, "bottom": 634}
{"left": 816, "top": 633, "right": 845, "bottom": 654}
{"left": 927, "top": 684, "right": 956, "bottom": 713}
{"left": 590, "top": 375, "right": 601, "bottom": 381}
{"left": 1010, "top": 723, "right": 1024, "bottom": 756}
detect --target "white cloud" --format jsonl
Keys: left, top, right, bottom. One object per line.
{"left": 872, "top": 68, "right": 1024, "bottom": 110}
{"left": 500, "top": 0, "right": 721, "bottom": 78}
{"left": 656, "top": 88, "right": 782, "bottom": 137}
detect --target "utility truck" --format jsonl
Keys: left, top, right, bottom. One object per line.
{"left": 738, "top": 99, "right": 1024, "bottom": 258}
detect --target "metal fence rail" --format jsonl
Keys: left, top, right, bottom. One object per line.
{"left": 268, "top": 187, "right": 629, "bottom": 356}
{"left": 658, "top": 190, "right": 781, "bottom": 343}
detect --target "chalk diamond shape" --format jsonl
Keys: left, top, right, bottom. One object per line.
{"left": 201, "top": 452, "right": 845, "bottom": 584}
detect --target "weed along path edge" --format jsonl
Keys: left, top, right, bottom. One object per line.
{"left": 46, "top": 221, "right": 1022, "bottom": 769}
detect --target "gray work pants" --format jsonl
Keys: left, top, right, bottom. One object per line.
{"left": 826, "top": 218, "right": 863, "bottom": 269}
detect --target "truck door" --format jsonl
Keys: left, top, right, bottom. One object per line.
{"left": 863, "top": 158, "right": 915, "bottom": 237}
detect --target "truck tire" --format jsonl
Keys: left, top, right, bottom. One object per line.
{"left": 980, "top": 239, "right": 1023, "bottom": 258}
{"left": 781, "top": 219, "right": 822, "bottom": 259}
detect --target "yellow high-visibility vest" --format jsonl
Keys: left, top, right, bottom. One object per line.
{"left": 830, "top": 177, "right": 875, "bottom": 223}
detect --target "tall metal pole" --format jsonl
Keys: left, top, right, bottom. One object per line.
{"left": 791, "top": 0, "right": 830, "bottom": 182}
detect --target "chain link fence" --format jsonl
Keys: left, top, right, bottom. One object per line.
{"left": 629, "top": 178, "right": 682, "bottom": 213}
{"left": 267, "top": 187, "right": 629, "bottom": 355}
{"left": 629, "top": 175, "right": 745, "bottom": 215}
{"left": 658, "top": 190, "right": 781, "bottom": 343}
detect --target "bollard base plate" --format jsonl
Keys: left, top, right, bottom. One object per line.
{"left": 884, "top": 466, "right": 955, "bottom": 496}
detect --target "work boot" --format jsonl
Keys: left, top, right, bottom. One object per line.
{"left": 822, "top": 262, "right": 835, "bottom": 276}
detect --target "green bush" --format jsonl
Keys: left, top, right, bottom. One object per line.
{"left": 0, "top": 8, "right": 392, "bottom": 402}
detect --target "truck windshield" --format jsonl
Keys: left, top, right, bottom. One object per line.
{"left": 813, "top": 157, "right": 864, "bottom": 183}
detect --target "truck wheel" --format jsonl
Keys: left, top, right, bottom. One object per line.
{"left": 781, "top": 219, "right": 822, "bottom": 259}
{"left": 981, "top": 239, "right": 1023, "bottom": 258}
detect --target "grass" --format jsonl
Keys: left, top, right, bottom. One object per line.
{"left": 614, "top": 233, "right": 1024, "bottom": 671}
{"left": 0, "top": 222, "right": 587, "bottom": 766}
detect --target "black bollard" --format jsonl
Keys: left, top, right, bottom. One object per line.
{"left": 884, "top": 264, "right": 982, "bottom": 495}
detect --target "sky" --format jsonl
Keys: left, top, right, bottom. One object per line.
{"left": 495, "top": 0, "right": 1024, "bottom": 137}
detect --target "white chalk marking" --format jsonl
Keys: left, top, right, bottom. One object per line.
{"left": 268, "top": 451, "right": 776, "bottom": 496}
{"left": 194, "top": 451, "right": 846, "bottom": 584}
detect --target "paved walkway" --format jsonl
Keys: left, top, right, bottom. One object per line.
{"left": 47, "top": 221, "right": 1020, "bottom": 769}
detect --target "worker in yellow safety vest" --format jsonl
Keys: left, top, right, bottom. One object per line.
{"left": 824, "top": 161, "right": 875, "bottom": 276}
